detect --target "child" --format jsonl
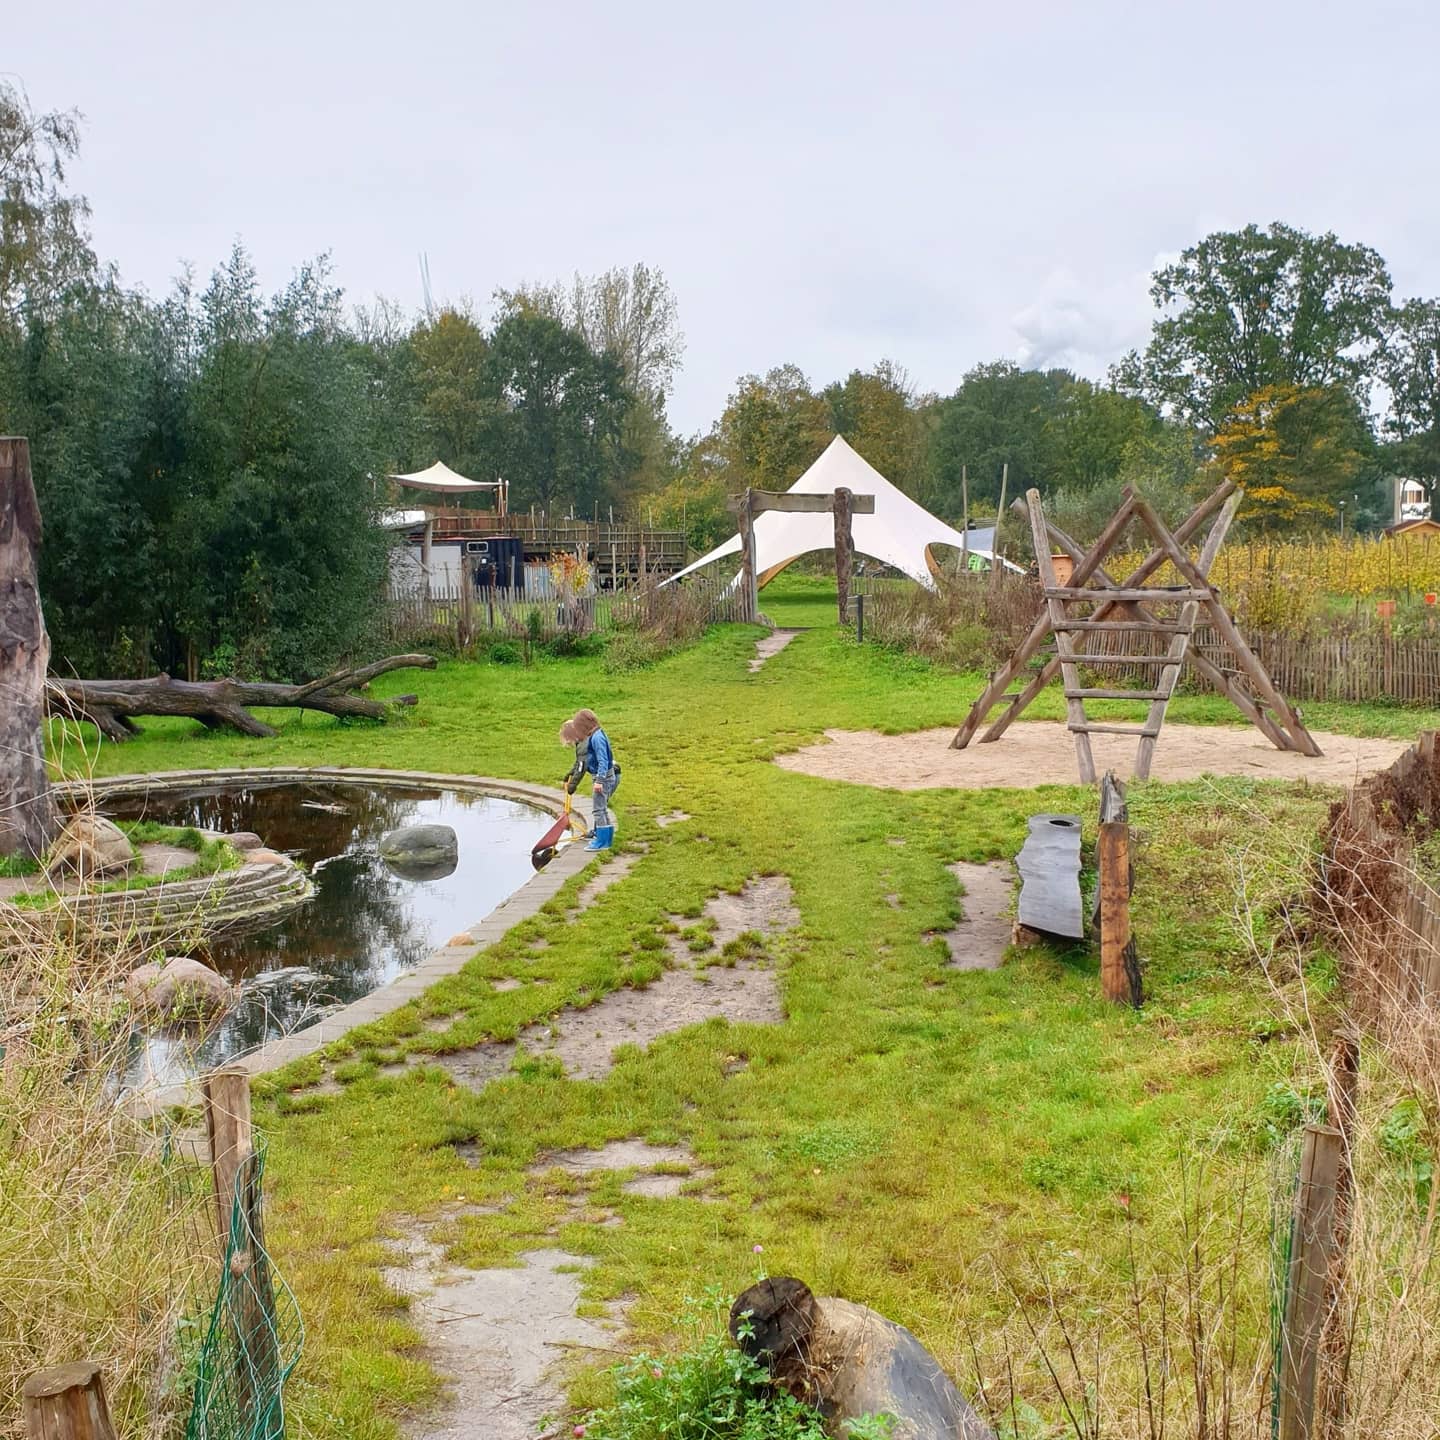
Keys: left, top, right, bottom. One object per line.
{"left": 561, "top": 709, "right": 621, "bottom": 851}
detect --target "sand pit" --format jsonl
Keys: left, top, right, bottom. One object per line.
{"left": 775, "top": 722, "right": 1410, "bottom": 791}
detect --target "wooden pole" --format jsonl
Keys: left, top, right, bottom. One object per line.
{"left": 203, "top": 1063, "right": 253, "bottom": 1237}
{"left": 420, "top": 518, "right": 434, "bottom": 601}
{"left": 0, "top": 437, "right": 59, "bottom": 860}
{"left": 833, "top": 486, "right": 854, "bottom": 624}
{"left": 459, "top": 552, "right": 474, "bottom": 649}
{"left": 22, "top": 1362, "right": 117, "bottom": 1440}
{"left": 960, "top": 464, "right": 970, "bottom": 573}
{"left": 228, "top": 1151, "right": 282, "bottom": 1434}
{"left": 1278, "top": 1125, "right": 1345, "bottom": 1440}
{"left": 1098, "top": 819, "right": 1139, "bottom": 1005}
{"left": 738, "top": 487, "right": 758, "bottom": 624}
{"left": 989, "top": 462, "right": 1008, "bottom": 593}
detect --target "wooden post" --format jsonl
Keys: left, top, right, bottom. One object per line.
{"left": 459, "top": 552, "right": 474, "bottom": 649}
{"left": 855, "top": 593, "right": 865, "bottom": 644}
{"left": 834, "top": 486, "right": 854, "bottom": 624}
{"left": 203, "top": 1063, "right": 253, "bottom": 1237}
{"left": 1098, "top": 819, "right": 1139, "bottom": 1006}
{"left": 960, "top": 464, "right": 970, "bottom": 573}
{"left": 22, "top": 1362, "right": 117, "bottom": 1440}
{"left": 228, "top": 1150, "right": 282, "bottom": 1434}
{"left": 0, "top": 437, "right": 59, "bottom": 860}
{"left": 1278, "top": 1125, "right": 1345, "bottom": 1440}
{"left": 738, "top": 487, "right": 758, "bottom": 624}
{"left": 989, "top": 462, "right": 1008, "bottom": 594}
{"left": 420, "top": 517, "right": 434, "bottom": 600}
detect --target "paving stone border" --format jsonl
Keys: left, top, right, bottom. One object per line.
{"left": 90, "top": 767, "right": 594, "bottom": 1114}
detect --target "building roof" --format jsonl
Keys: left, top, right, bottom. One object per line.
{"left": 666, "top": 435, "right": 1020, "bottom": 588}
{"left": 390, "top": 461, "right": 501, "bottom": 493}
{"left": 1384, "top": 516, "right": 1440, "bottom": 537}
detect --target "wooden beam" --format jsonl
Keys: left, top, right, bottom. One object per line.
{"left": 203, "top": 1064, "right": 253, "bottom": 1238}
{"left": 833, "top": 487, "right": 854, "bottom": 624}
{"left": 1099, "top": 819, "right": 1140, "bottom": 1006}
{"left": 1028, "top": 490, "right": 1096, "bottom": 783}
{"left": 726, "top": 491, "right": 875, "bottom": 515}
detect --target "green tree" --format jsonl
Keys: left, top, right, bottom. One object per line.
{"left": 1115, "top": 222, "right": 1393, "bottom": 431}
{"left": 1043, "top": 379, "right": 1161, "bottom": 492}
{"left": 0, "top": 79, "right": 95, "bottom": 321}
{"left": 409, "top": 307, "right": 491, "bottom": 479}
{"left": 649, "top": 432, "right": 730, "bottom": 551}
{"left": 1379, "top": 297, "right": 1440, "bottom": 507}
{"left": 821, "top": 361, "right": 927, "bottom": 493}
{"left": 482, "top": 310, "right": 636, "bottom": 514}
{"left": 719, "top": 365, "right": 831, "bottom": 491}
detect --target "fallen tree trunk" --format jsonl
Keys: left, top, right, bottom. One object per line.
{"left": 47, "top": 654, "right": 437, "bottom": 741}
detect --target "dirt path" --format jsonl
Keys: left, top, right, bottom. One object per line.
{"left": 775, "top": 722, "right": 1409, "bottom": 791}
{"left": 939, "top": 862, "right": 1014, "bottom": 969}
{"left": 749, "top": 628, "right": 803, "bottom": 672}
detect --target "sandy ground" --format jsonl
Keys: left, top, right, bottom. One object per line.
{"left": 774, "top": 721, "right": 1410, "bottom": 791}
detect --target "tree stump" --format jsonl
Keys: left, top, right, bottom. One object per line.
{"left": 0, "top": 437, "right": 58, "bottom": 859}
{"left": 22, "top": 1361, "right": 117, "bottom": 1440}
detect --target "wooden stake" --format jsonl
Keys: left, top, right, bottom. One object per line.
{"left": 833, "top": 486, "right": 854, "bottom": 624}
{"left": 738, "top": 487, "right": 758, "bottom": 624}
{"left": 23, "top": 1362, "right": 117, "bottom": 1440}
{"left": 960, "top": 464, "right": 969, "bottom": 573}
{"left": 1278, "top": 1125, "right": 1345, "bottom": 1440}
{"left": 1098, "top": 820, "right": 1139, "bottom": 1005}
{"left": 0, "top": 437, "right": 59, "bottom": 860}
{"left": 203, "top": 1063, "right": 253, "bottom": 1237}
{"left": 990, "top": 462, "right": 1008, "bottom": 593}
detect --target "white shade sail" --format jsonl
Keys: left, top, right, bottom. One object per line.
{"left": 390, "top": 461, "right": 500, "bottom": 493}
{"left": 666, "top": 435, "right": 1017, "bottom": 588}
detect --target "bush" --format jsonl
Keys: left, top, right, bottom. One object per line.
{"left": 604, "top": 630, "right": 666, "bottom": 673}
{"left": 862, "top": 571, "right": 1042, "bottom": 672}
{"left": 543, "top": 630, "right": 605, "bottom": 660}
{"left": 486, "top": 640, "right": 523, "bottom": 665}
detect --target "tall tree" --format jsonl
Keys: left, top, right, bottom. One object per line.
{"left": 409, "top": 307, "right": 491, "bottom": 479}
{"left": 0, "top": 79, "right": 95, "bottom": 321}
{"left": 1379, "top": 297, "right": 1440, "bottom": 505}
{"left": 1115, "top": 223, "right": 1393, "bottom": 431}
{"left": 482, "top": 310, "right": 635, "bottom": 513}
{"left": 821, "top": 361, "right": 927, "bottom": 493}
{"left": 718, "top": 365, "right": 832, "bottom": 491}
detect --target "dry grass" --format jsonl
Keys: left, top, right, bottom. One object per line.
{"left": 859, "top": 570, "right": 1042, "bottom": 671}
{"left": 0, "top": 908, "right": 216, "bottom": 1440}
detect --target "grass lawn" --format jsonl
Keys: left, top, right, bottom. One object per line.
{"left": 56, "top": 576, "right": 1440, "bottom": 1437}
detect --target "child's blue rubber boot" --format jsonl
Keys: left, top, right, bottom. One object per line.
{"left": 585, "top": 825, "right": 615, "bottom": 851}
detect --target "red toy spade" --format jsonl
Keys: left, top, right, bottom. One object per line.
{"left": 531, "top": 791, "right": 582, "bottom": 870}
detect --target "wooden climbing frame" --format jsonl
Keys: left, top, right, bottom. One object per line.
{"left": 952, "top": 483, "right": 1322, "bottom": 782}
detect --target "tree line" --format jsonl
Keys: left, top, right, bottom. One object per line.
{"left": 3, "top": 79, "right": 1438, "bottom": 680}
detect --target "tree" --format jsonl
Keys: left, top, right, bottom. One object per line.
{"left": 0, "top": 80, "right": 95, "bottom": 321}
{"left": 649, "top": 432, "right": 731, "bottom": 551}
{"left": 1211, "top": 384, "right": 1375, "bottom": 533}
{"left": 821, "top": 361, "right": 927, "bottom": 495}
{"left": 1115, "top": 223, "right": 1393, "bottom": 431}
{"left": 408, "top": 307, "right": 491, "bottom": 479}
{"left": 482, "top": 310, "right": 636, "bottom": 514}
{"left": 716, "top": 365, "right": 832, "bottom": 492}
{"left": 1379, "top": 297, "right": 1440, "bottom": 505}
{"left": 497, "top": 263, "right": 683, "bottom": 402}
{"left": 1044, "top": 379, "right": 1161, "bottom": 492}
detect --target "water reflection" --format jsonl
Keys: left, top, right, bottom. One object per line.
{"left": 108, "top": 781, "right": 545, "bottom": 1086}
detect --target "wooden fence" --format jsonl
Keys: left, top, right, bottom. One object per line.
{"left": 383, "top": 572, "right": 749, "bottom": 650}
{"left": 854, "top": 575, "right": 1440, "bottom": 706}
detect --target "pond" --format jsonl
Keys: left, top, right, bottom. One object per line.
{"left": 107, "top": 779, "right": 547, "bottom": 1088}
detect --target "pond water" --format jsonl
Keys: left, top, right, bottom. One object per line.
{"left": 108, "top": 779, "right": 547, "bottom": 1089}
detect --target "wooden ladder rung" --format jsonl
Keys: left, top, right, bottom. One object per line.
{"left": 1072, "top": 654, "right": 1181, "bottom": 664}
{"left": 1056, "top": 620, "right": 1189, "bottom": 633}
{"left": 1067, "top": 723, "right": 1161, "bottom": 737}
{"left": 1050, "top": 586, "right": 1211, "bottom": 603}
{"left": 1068, "top": 688, "right": 1172, "bottom": 701}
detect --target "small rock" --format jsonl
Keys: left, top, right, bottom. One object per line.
{"left": 46, "top": 814, "right": 135, "bottom": 879}
{"left": 245, "top": 848, "right": 288, "bottom": 866}
{"left": 379, "top": 823, "right": 458, "bottom": 881}
{"left": 447, "top": 932, "right": 473, "bottom": 948}
{"left": 227, "top": 831, "right": 264, "bottom": 851}
{"left": 126, "top": 956, "right": 235, "bottom": 1023}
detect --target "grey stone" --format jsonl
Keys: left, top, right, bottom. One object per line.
{"left": 46, "top": 814, "right": 135, "bottom": 879}
{"left": 125, "top": 956, "right": 235, "bottom": 1023}
{"left": 1015, "top": 814, "right": 1084, "bottom": 939}
{"left": 379, "top": 823, "right": 458, "bottom": 881}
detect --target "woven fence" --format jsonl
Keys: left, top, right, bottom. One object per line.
{"left": 383, "top": 572, "right": 750, "bottom": 650}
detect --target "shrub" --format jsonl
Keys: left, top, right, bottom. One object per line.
{"left": 486, "top": 640, "right": 523, "bottom": 665}
{"left": 604, "top": 630, "right": 666, "bottom": 673}
{"left": 861, "top": 571, "right": 1042, "bottom": 672}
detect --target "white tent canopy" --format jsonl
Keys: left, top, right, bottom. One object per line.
{"left": 391, "top": 461, "right": 500, "bottom": 494}
{"left": 666, "top": 435, "right": 1015, "bottom": 588}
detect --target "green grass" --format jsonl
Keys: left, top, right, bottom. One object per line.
{"left": 49, "top": 573, "right": 1436, "bottom": 1439}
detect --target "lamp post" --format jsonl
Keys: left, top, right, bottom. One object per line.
{"left": 1338, "top": 499, "right": 1346, "bottom": 539}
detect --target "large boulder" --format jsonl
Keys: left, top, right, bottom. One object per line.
{"left": 378, "top": 823, "right": 458, "bottom": 881}
{"left": 125, "top": 956, "right": 235, "bottom": 1024}
{"left": 45, "top": 814, "right": 136, "bottom": 880}
{"left": 731, "top": 1278, "right": 994, "bottom": 1440}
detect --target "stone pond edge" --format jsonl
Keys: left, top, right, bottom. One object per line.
{"left": 82, "top": 767, "right": 593, "bottom": 1115}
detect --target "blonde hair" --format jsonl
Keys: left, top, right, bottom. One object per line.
{"left": 569, "top": 709, "right": 601, "bottom": 741}
{"left": 559, "top": 720, "right": 580, "bottom": 745}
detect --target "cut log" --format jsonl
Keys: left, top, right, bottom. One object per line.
{"left": 46, "top": 654, "right": 437, "bottom": 742}
{"left": 0, "top": 437, "right": 58, "bottom": 858}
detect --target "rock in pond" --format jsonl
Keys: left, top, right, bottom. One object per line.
{"left": 226, "top": 831, "right": 265, "bottom": 851}
{"left": 378, "top": 823, "right": 458, "bottom": 881}
{"left": 126, "top": 956, "right": 235, "bottom": 1023}
{"left": 46, "top": 814, "right": 136, "bottom": 880}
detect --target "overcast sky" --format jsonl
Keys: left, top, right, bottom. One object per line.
{"left": 10, "top": 0, "right": 1440, "bottom": 433}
